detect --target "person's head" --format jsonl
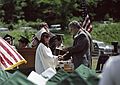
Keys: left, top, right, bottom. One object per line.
{"left": 68, "top": 20, "right": 82, "bottom": 35}
{"left": 40, "top": 32, "right": 50, "bottom": 47}
{"left": 3, "top": 34, "right": 14, "bottom": 45}
{"left": 18, "top": 36, "right": 29, "bottom": 48}
{"left": 36, "top": 27, "right": 48, "bottom": 41}
{"left": 54, "top": 34, "right": 63, "bottom": 47}
{"left": 31, "top": 36, "right": 40, "bottom": 48}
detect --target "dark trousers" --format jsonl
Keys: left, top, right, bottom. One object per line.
{"left": 96, "top": 54, "right": 109, "bottom": 71}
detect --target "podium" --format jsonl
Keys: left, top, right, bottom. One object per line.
{"left": 17, "top": 48, "right": 36, "bottom": 69}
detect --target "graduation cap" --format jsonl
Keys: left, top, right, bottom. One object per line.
{"left": 18, "top": 36, "right": 30, "bottom": 44}
{"left": 3, "top": 34, "right": 15, "bottom": 40}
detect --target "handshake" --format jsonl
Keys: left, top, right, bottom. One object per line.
{"left": 58, "top": 51, "right": 69, "bottom": 61}
{"left": 58, "top": 55, "right": 64, "bottom": 61}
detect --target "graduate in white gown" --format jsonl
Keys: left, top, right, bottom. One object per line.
{"left": 35, "top": 28, "right": 58, "bottom": 74}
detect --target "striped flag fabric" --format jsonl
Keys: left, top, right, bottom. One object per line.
{"left": 0, "top": 37, "right": 27, "bottom": 70}
{"left": 81, "top": 0, "right": 93, "bottom": 33}
{"left": 82, "top": 14, "right": 93, "bottom": 32}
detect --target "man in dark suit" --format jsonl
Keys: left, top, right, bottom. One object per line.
{"left": 62, "top": 20, "right": 92, "bottom": 69}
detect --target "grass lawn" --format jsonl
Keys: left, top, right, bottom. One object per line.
{"left": 92, "top": 57, "right": 98, "bottom": 70}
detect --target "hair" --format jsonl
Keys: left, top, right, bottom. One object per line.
{"left": 38, "top": 22, "right": 48, "bottom": 30}
{"left": 68, "top": 20, "right": 82, "bottom": 29}
{"left": 40, "top": 32, "right": 50, "bottom": 47}
{"left": 34, "top": 37, "right": 39, "bottom": 42}
{"left": 34, "top": 37, "right": 40, "bottom": 47}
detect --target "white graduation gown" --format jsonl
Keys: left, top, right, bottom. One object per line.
{"left": 35, "top": 43, "right": 57, "bottom": 74}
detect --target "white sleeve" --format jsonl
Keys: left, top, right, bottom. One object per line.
{"left": 53, "top": 55, "right": 58, "bottom": 59}
{"left": 41, "top": 44, "right": 58, "bottom": 59}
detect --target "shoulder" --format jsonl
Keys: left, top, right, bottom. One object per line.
{"left": 79, "top": 31, "right": 88, "bottom": 37}
{"left": 77, "top": 33, "right": 86, "bottom": 39}
{"left": 101, "top": 55, "right": 120, "bottom": 80}
{"left": 105, "top": 55, "right": 120, "bottom": 70}
{"left": 76, "top": 33, "right": 87, "bottom": 41}
{"left": 37, "top": 43, "right": 45, "bottom": 49}
{"left": 108, "top": 55, "right": 120, "bottom": 64}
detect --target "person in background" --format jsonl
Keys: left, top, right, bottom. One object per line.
{"left": 49, "top": 34, "right": 64, "bottom": 55}
{"left": 18, "top": 36, "right": 30, "bottom": 48}
{"left": 31, "top": 34, "right": 40, "bottom": 48}
{"left": 61, "top": 20, "right": 91, "bottom": 69}
{"left": 35, "top": 28, "right": 58, "bottom": 74}
{"left": 3, "top": 34, "right": 16, "bottom": 50}
{"left": 49, "top": 35, "right": 58, "bottom": 54}
{"left": 3, "top": 34, "right": 14, "bottom": 45}
{"left": 54, "top": 34, "right": 65, "bottom": 56}
{"left": 96, "top": 51, "right": 109, "bottom": 72}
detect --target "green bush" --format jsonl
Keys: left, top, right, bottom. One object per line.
{"left": 13, "top": 19, "right": 42, "bottom": 30}
{"left": 91, "top": 22, "right": 120, "bottom": 44}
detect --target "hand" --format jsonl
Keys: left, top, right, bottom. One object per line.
{"left": 58, "top": 55, "right": 64, "bottom": 61}
{"left": 62, "top": 47, "right": 68, "bottom": 52}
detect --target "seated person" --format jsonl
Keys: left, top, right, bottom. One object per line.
{"left": 3, "top": 34, "right": 14, "bottom": 45}
{"left": 49, "top": 34, "right": 65, "bottom": 56}
{"left": 54, "top": 34, "right": 65, "bottom": 55}
{"left": 3, "top": 34, "right": 16, "bottom": 49}
{"left": 31, "top": 34, "right": 40, "bottom": 48}
{"left": 18, "top": 36, "right": 30, "bottom": 48}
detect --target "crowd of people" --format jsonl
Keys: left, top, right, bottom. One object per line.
{"left": 3, "top": 34, "right": 30, "bottom": 49}
{"left": 2, "top": 21, "right": 92, "bottom": 73}
{"left": 2, "top": 20, "right": 120, "bottom": 85}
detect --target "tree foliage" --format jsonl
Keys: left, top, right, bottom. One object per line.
{"left": 0, "top": 0, "right": 120, "bottom": 29}
{"left": 91, "top": 22, "right": 120, "bottom": 44}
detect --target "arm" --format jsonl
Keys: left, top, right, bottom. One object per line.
{"left": 63, "top": 52, "right": 72, "bottom": 60}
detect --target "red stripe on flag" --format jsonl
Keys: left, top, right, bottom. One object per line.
{"left": 1, "top": 51, "right": 13, "bottom": 65}
{"left": 0, "top": 56, "right": 8, "bottom": 68}
{"left": 0, "top": 41, "right": 18, "bottom": 62}
{"left": 0, "top": 37, "right": 27, "bottom": 70}
{"left": 87, "top": 24, "right": 92, "bottom": 32}
{"left": 3, "top": 39, "right": 23, "bottom": 60}
{"left": 82, "top": 14, "right": 92, "bottom": 33}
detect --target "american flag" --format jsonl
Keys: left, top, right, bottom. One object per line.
{"left": 0, "top": 37, "right": 27, "bottom": 70}
{"left": 82, "top": 14, "right": 92, "bottom": 32}
{"left": 81, "top": 0, "right": 92, "bottom": 33}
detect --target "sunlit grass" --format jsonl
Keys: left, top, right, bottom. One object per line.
{"left": 92, "top": 57, "right": 98, "bottom": 70}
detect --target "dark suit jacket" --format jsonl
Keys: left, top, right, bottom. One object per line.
{"left": 64, "top": 31, "right": 89, "bottom": 69}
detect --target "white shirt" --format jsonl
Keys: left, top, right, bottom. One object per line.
{"left": 35, "top": 43, "right": 57, "bottom": 74}
{"left": 99, "top": 54, "right": 120, "bottom": 85}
